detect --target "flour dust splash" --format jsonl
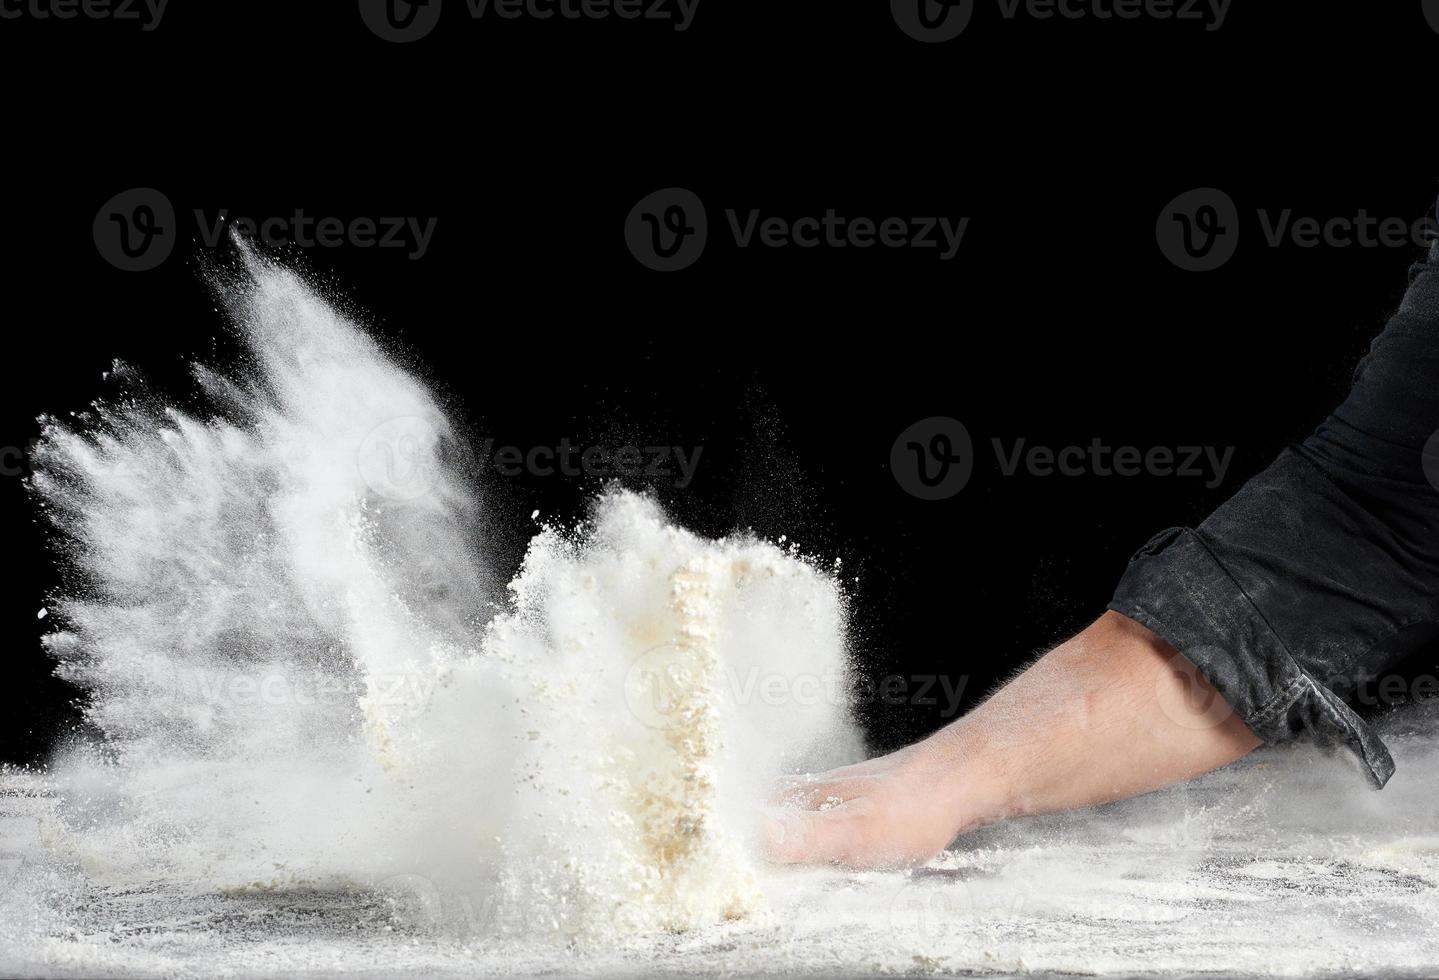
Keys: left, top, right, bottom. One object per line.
{"left": 18, "top": 244, "right": 861, "bottom": 950}
{"left": 13, "top": 247, "right": 1439, "bottom": 979}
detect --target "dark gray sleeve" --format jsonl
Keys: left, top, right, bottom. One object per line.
{"left": 1109, "top": 237, "right": 1439, "bottom": 788}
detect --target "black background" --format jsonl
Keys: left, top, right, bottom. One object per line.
{"left": 4, "top": 0, "right": 1439, "bottom": 765}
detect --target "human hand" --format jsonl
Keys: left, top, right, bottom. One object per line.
{"left": 760, "top": 733, "right": 993, "bottom": 869}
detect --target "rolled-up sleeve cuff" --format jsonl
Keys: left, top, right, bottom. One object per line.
{"left": 1107, "top": 527, "right": 1396, "bottom": 788}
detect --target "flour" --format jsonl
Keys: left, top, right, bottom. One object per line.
{"left": 20, "top": 241, "right": 862, "bottom": 951}
{"left": 14, "top": 241, "right": 1439, "bottom": 978}
{"left": 472, "top": 493, "right": 860, "bottom": 942}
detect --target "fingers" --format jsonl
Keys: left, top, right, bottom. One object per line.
{"left": 770, "top": 763, "right": 885, "bottom": 808}
{"left": 770, "top": 773, "right": 851, "bottom": 809}
{"left": 759, "top": 804, "right": 869, "bottom": 866}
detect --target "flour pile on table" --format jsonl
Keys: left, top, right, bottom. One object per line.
{"left": 17, "top": 244, "right": 859, "bottom": 954}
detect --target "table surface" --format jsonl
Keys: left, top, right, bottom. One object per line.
{"left": 5, "top": 718, "right": 1439, "bottom": 980}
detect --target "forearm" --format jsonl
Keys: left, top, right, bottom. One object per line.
{"left": 762, "top": 611, "right": 1262, "bottom": 867}
{"left": 937, "top": 610, "right": 1261, "bottom": 831}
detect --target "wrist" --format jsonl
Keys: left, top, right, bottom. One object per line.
{"left": 916, "top": 717, "right": 1011, "bottom": 838}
